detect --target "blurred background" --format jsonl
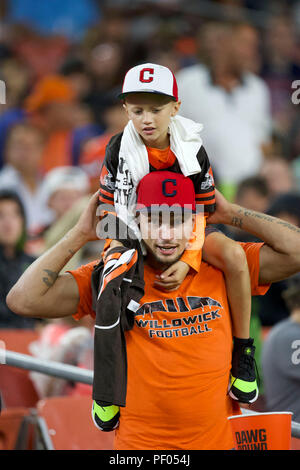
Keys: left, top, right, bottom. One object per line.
{"left": 0, "top": 0, "right": 299, "bottom": 413}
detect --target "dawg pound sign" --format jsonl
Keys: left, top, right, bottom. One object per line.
{"left": 235, "top": 428, "right": 268, "bottom": 450}
{"left": 134, "top": 296, "right": 223, "bottom": 339}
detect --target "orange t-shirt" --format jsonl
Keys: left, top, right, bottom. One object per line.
{"left": 147, "top": 145, "right": 176, "bottom": 170}
{"left": 69, "top": 242, "right": 269, "bottom": 450}
{"left": 40, "top": 130, "right": 72, "bottom": 174}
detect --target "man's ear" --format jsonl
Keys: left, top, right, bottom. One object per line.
{"left": 187, "top": 213, "right": 196, "bottom": 227}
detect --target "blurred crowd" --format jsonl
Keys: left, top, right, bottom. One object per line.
{"left": 0, "top": 0, "right": 299, "bottom": 411}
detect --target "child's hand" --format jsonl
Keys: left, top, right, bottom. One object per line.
{"left": 104, "top": 240, "right": 124, "bottom": 260}
{"left": 110, "top": 240, "right": 124, "bottom": 250}
{"left": 154, "top": 261, "right": 190, "bottom": 291}
{"left": 206, "top": 188, "right": 231, "bottom": 225}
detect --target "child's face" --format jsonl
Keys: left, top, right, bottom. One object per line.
{"left": 123, "top": 93, "right": 181, "bottom": 149}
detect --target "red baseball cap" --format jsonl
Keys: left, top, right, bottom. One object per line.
{"left": 119, "top": 63, "right": 178, "bottom": 101}
{"left": 136, "top": 171, "right": 196, "bottom": 212}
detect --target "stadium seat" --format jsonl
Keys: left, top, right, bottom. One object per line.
{"left": 291, "top": 437, "right": 300, "bottom": 450}
{"left": 0, "top": 365, "right": 40, "bottom": 408}
{"left": 0, "top": 329, "right": 39, "bottom": 354}
{"left": 36, "top": 396, "right": 115, "bottom": 450}
{"left": 0, "top": 329, "right": 40, "bottom": 408}
{"left": 0, "top": 407, "right": 35, "bottom": 450}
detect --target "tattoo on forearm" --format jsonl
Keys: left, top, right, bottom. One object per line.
{"left": 275, "top": 220, "right": 300, "bottom": 233}
{"left": 231, "top": 209, "right": 300, "bottom": 234}
{"left": 41, "top": 249, "right": 75, "bottom": 287}
{"left": 231, "top": 216, "right": 243, "bottom": 229}
{"left": 42, "top": 269, "right": 58, "bottom": 287}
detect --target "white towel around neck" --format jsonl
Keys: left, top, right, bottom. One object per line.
{"left": 119, "top": 115, "right": 204, "bottom": 188}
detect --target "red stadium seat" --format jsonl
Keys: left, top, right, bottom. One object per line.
{"left": 0, "top": 407, "right": 35, "bottom": 450}
{"left": 0, "top": 329, "right": 40, "bottom": 408}
{"left": 36, "top": 396, "right": 115, "bottom": 450}
{"left": 291, "top": 437, "right": 300, "bottom": 450}
{"left": 0, "top": 365, "right": 39, "bottom": 408}
{"left": 0, "top": 329, "right": 39, "bottom": 355}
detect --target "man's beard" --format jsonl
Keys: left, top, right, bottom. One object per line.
{"left": 143, "top": 242, "right": 184, "bottom": 271}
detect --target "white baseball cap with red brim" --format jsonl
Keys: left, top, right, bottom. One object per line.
{"left": 118, "top": 63, "right": 178, "bottom": 101}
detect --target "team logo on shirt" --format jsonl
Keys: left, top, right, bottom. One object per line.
{"left": 134, "top": 296, "right": 224, "bottom": 339}
{"left": 104, "top": 170, "right": 115, "bottom": 191}
{"left": 100, "top": 166, "right": 115, "bottom": 191}
{"left": 201, "top": 170, "right": 214, "bottom": 190}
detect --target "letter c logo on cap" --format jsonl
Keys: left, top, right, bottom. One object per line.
{"left": 139, "top": 68, "right": 154, "bottom": 83}
{"left": 162, "top": 179, "right": 177, "bottom": 197}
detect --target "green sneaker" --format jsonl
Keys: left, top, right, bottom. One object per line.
{"left": 92, "top": 400, "right": 120, "bottom": 432}
{"left": 228, "top": 337, "right": 259, "bottom": 404}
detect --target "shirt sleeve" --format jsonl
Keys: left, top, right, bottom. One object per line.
{"left": 98, "top": 134, "right": 121, "bottom": 210}
{"left": 240, "top": 242, "right": 271, "bottom": 296}
{"left": 67, "top": 261, "right": 98, "bottom": 321}
{"left": 190, "top": 146, "right": 216, "bottom": 214}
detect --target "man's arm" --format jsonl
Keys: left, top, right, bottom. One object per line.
{"left": 207, "top": 190, "right": 300, "bottom": 284}
{"left": 6, "top": 192, "right": 100, "bottom": 319}
{"left": 230, "top": 207, "right": 300, "bottom": 284}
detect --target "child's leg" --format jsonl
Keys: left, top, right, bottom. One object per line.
{"left": 94, "top": 237, "right": 124, "bottom": 432}
{"left": 202, "top": 231, "right": 251, "bottom": 339}
{"left": 203, "top": 231, "right": 258, "bottom": 403}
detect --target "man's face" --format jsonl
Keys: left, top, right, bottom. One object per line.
{"left": 260, "top": 159, "right": 294, "bottom": 196}
{"left": 236, "top": 188, "right": 269, "bottom": 213}
{"left": 43, "top": 101, "right": 77, "bottom": 130}
{"left": 6, "top": 127, "right": 43, "bottom": 174}
{"left": 139, "top": 210, "right": 195, "bottom": 268}
{"left": 230, "top": 25, "right": 259, "bottom": 73}
{"left": 123, "top": 93, "right": 180, "bottom": 149}
{"left": 48, "top": 188, "right": 85, "bottom": 219}
{"left": 0, "top": 200, "right": 24, "bottom": 247}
